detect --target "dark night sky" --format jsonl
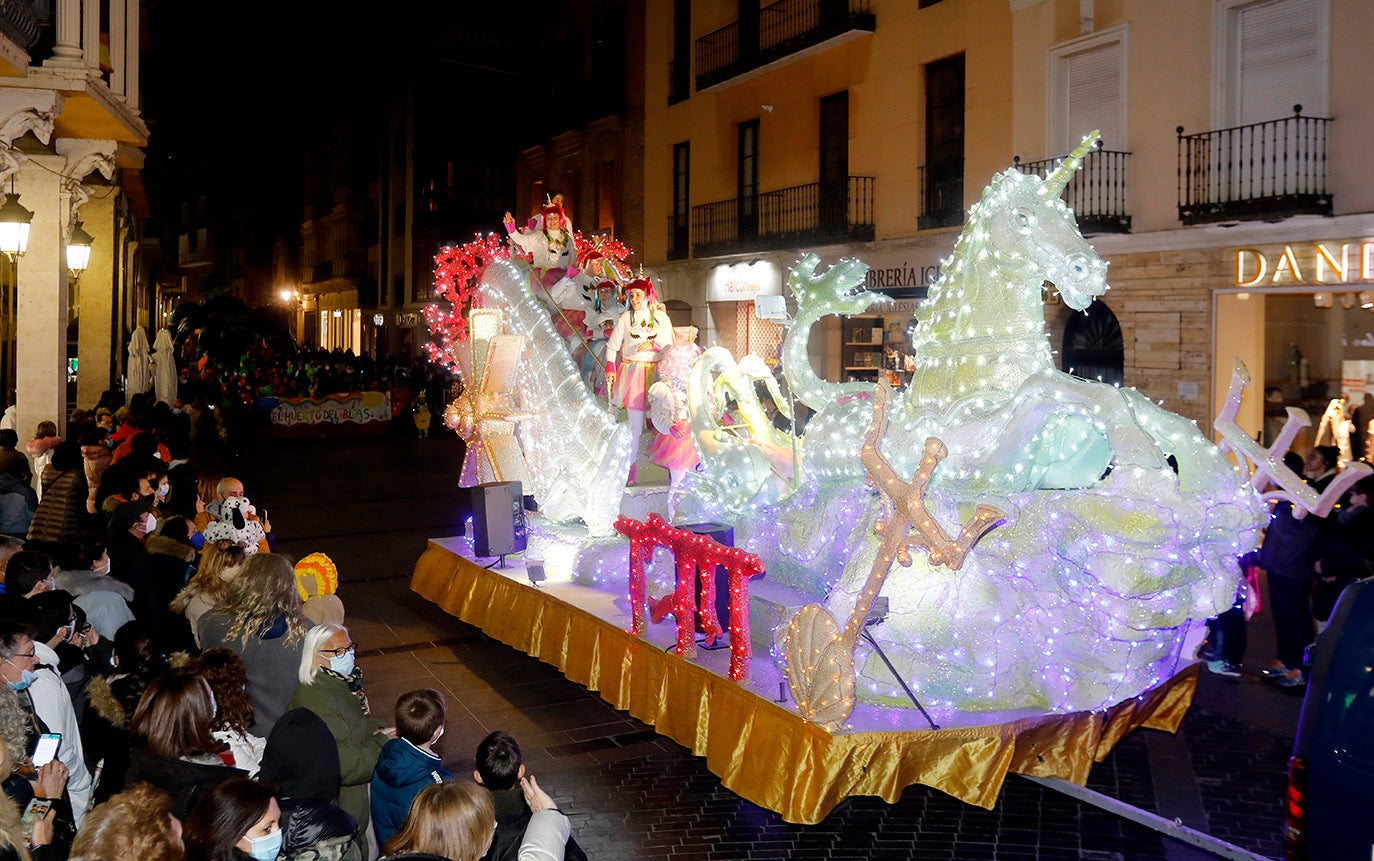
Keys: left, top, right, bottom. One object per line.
{"left": 140, "top": 2, "right": 558, "bottom": 281}
{"left": 142, "top": 3, "right": 417, "bottom": 239}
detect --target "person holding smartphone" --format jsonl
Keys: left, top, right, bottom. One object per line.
{"left": 0, "top": 621, "right": 92, "bottom": 828}
{"left": 5, "top": 742, "right": 69, "bottom": 859}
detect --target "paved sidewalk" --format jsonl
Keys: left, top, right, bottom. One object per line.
{"left": 240, "top": 434, "right": 1298, "bottom": 860}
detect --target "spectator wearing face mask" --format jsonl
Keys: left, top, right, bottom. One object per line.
{"left": 106, "top": 500, "right": 159, "bottom": 632}
{"left": 53, "top": 536, "right": 135, "bottom": 641}
{"left": 0, "top": 619, "right": 93, "bottom": 827}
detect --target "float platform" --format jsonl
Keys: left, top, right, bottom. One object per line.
{"left": 410, "top": 536, "right": 1197, "bottom": 824}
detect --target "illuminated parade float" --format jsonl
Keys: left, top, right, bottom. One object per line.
{"left": 410, "top": 137, "right": 1370, "bottom": 823}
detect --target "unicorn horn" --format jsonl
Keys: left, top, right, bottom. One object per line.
{"left": 1038, "top": 130, "right": 1101, "bottom": 200}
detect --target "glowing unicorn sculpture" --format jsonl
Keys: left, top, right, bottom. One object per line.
{"left": 476, "top": 258, "right": 633, "bottom": 537}
{"left": 779, "top": 134, "right": 1269, "bottom": 714}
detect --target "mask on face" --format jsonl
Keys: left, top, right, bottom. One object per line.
{"left": 143, "top": 514, "right": 158, "bottom": 533}
{"left": 245, "top": 829, "right": 283, "bottom": 861}
{"left": 44, "top": 576, "right": 55, "bottom": 592}
{"left": 92, "top": 558, "right": 110, "bottom": 577}
{"left": 156, "top": 484, "right": 169, "bottom": 500}
{"left": 5, "top": 666, "right": 35, "bottom": 692}
{"left": 328, "top": 652, "right": 356, "bottom": 676}
{"left": 189, "top": 531, "right": 205, "bottom": 550}
{"left": 208, "top": 690, "right": 217, "bottom": 719}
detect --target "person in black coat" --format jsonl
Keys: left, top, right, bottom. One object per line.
{"left": 144, "top": 517, "right": 200, "bottom": 652}
{"left": 122, "top": 667, "right": 244, "bottom": 819}
{"left": 257, "top": 708, "right": 359, "bottom": 861}
{"left": 1257, "top": 452, "right": 1321, "bottom": 684}
{"left": 105, "top": 500, "right": 157, "bottom": 628}
{"left": 1313, "top": 474, "right": 1374, "bottom": 626}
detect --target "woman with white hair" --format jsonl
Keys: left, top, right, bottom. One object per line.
{"left": 287, "top": 622, "right": 394, "bottom": 845}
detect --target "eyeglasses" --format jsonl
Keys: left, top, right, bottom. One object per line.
{"left": 317, "top": 642, "right": 358, "bottom": 658}
{"left": 10, "top": 652, "right": 35, "bottom": 660}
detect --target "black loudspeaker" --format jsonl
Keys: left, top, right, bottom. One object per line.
{"left": 680, "top": 522, "right": 734, "bottom": 639}
{"left": 466, "top": 481, "right": 527, "bottom": 557}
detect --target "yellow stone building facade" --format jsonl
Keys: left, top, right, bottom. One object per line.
{"left": 583, "top": 0, "right": 1373, "bottom": 451}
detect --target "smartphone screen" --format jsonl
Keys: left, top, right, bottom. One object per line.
{"left": 32, "top": 733, "right": 60, "bottom": 767}
{"left": 20, "top": 797, "right": 51, "bottom": 842}
{"left": 22, "top": 798, "right": 51, "bottom": 822}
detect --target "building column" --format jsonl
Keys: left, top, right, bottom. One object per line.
{"left": 109, "top": 0, "right": 126, "bottom": 98}
{"left": 74, "top": 189, "right": 115, "bottom": 410}
{"left": 54, "top": 139, "right": 119, "bottom": 413}
{"left": 14, "top": 158, "right": 68, "bottom": 437}
{"left": 82, "top": 0, "right": 99, "bottom": 72}
{"left": 0, "top": 91, "right": 62, "bottom": 434}
{"left": 46, "top": 0, "right": 83, "bottom": 66}
{"left": 125, "top": 0, "right": 139, "bottom": 113}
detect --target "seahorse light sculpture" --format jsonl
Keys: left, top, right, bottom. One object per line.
{"left": 779, "top": 254, "right": 890, "bottom": 482}
{"left": 778, "top": 134, "right": 1269, "bottom": 712}
{"left": 477, "top": 258, "right": 633, "bottom": 537}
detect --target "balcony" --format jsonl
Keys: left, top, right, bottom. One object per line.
{"left": 695, "top": 0, "right": 875, "bottom": 92}
{"left": 1177, "top": 106, "right": 1332, "bottom": 225}
{"left": 917, "top": 162, "right": 963, "bottom": 230}
{"left": 1013, "top": 145, "right": 1131, "bottom": 234}
{"left": 689, "top": 176, "right": 874, "bottom": 258}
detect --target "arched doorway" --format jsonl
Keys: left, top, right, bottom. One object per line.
{"left": 1062, "top": 299, "right": 1124, "bottom": 387}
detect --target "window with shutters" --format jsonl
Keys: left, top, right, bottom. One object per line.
{"left": 1048, "top": 26, "right": 1128, "bottom": 156}
{"left": 1213, "top": 0, "right": 1329, "bottom": 128}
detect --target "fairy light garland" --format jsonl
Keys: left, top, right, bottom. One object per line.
{"left": 615, "top": 514, "right": 765, "bottom": 681}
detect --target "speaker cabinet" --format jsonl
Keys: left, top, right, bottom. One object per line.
{"left": 679, "top": 522, "right": 734, "bottom": 636}
{"left": 466, "top": 481, "right": 527, "bottom": 557}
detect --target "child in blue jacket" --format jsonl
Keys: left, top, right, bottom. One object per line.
{"left": 369, "top": 689, "right": 453, "bottom": 850}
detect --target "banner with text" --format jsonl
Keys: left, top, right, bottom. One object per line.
{"left": 264, "top": 391, "right": 392, "bottom": 437}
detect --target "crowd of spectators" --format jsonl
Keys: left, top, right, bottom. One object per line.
{"left": 1199, "top": 444, "right": 1374, "bottom": 687}
{"left": 177, "top": 332, "right": 454, "bottom": 440}
{"left": 0, "top": 391, "right": 574, "bottom": 861}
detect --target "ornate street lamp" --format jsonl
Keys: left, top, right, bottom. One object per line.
{"left": 0, "top": 183, "right": 34, "bottom": 259}
{"left": 66, "top": 221, "right": 94, "bottom": 278}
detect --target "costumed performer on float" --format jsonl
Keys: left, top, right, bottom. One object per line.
{"left": 523, "top": 190, "right": 573, "bottom": 234}
{"left": 551, "top": 243, "right": 628, "bottom": 393}
{"left": 605, "top": 276, "right": 673, "bottom": 484}
{"left": 647, "top": 326, "right": 703, "bottom": 520}
{"left": 503, "top": 199, "right": 577, "bottom": 297}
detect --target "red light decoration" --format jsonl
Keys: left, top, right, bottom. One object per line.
{"left": 614, "top": 514, "right": 766, "bottom": 681}
{"left": 422, "top": 234, "right": 510, "bottom": 370}
{"left": 574, "top": 232, "right": 633, "bottom": 279}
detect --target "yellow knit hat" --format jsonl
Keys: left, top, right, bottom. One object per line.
{"left": 294, "top": 552, "right": 339, "bottom": 600}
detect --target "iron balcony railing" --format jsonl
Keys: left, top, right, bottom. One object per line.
{"left": 696, "top": 0, "right": 875, "bottom": 91}
{"left": 0, "top": 0, "right": 38, "bottom": 51}
{"left": 1177, "top": 106, "right": 1332, "bottom": 225}
{"left": 1013, "top": 145, "right": 1131, "bottom": 234}
{"left": 917, "top": 162, "right": 963, "bottom": 230}
{"left": 690, "top": 176, "right": 874, "bottom": 257}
